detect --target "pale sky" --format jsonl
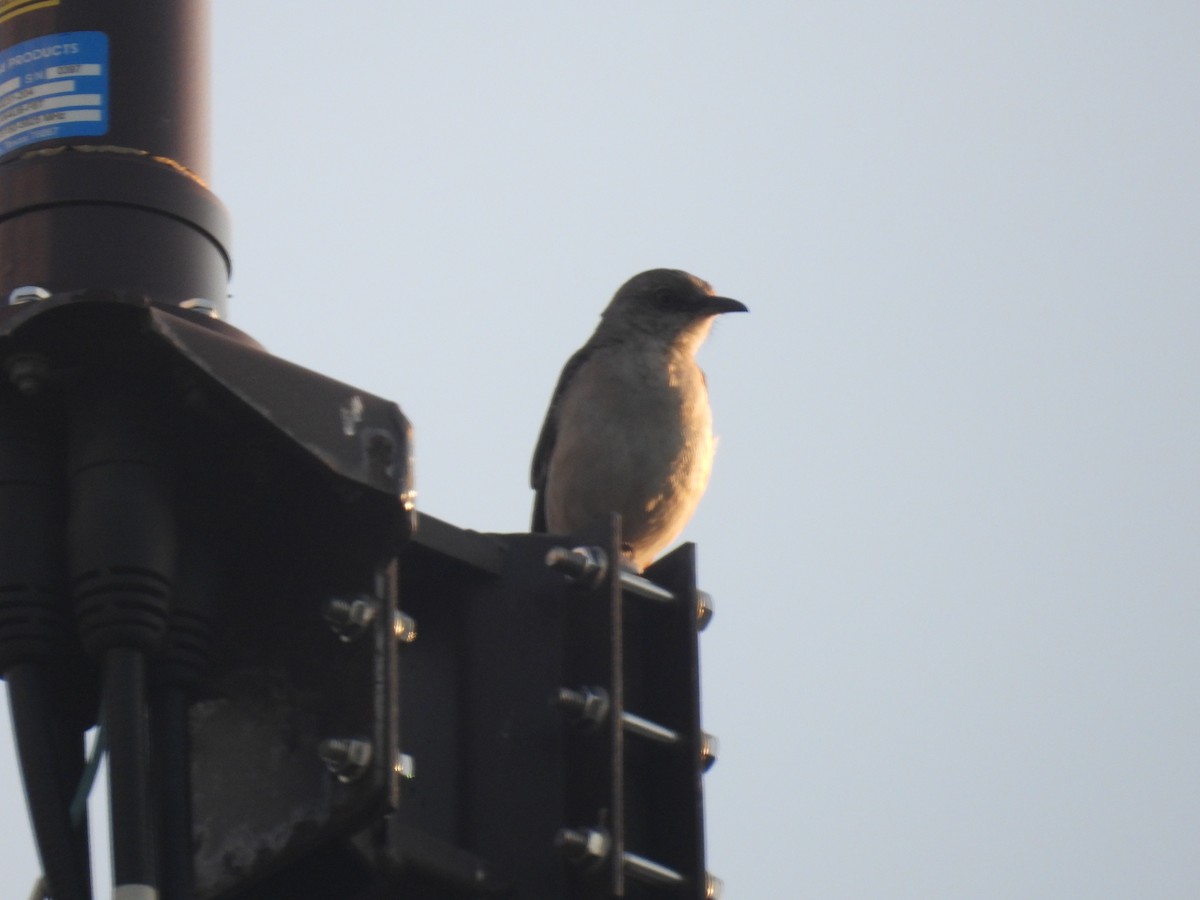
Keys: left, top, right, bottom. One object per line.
{"left": 2, "top": 3, "right": 1199, "bottom": 897}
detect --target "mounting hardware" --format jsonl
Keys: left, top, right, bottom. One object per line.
{"left": 622, "top": 711, "right": 680, "bottom": 745}
{"left": 316, "top": 737, "right": 373, "bottom": 783}
{"left": 701, "top": 731, "right": 719, "bottom": 771}
{"left": 323, "top": 595, "right": 377, "bottom": 642}
{"left": 557, "top": 686, "right": 610, "bottom": 729}
{"left": 618, "top": 568, "right": 676, "bottom": 603}
{"left": 545, "top": 545, "right": 607, "bottom": 586}
{"left": 392, "top": 611, "right": 418, "bottom": 644}
{"left": 623, "top": 851, "right": 684, "bottom": 886}
{"left": 7, "top": 285, "right": 50, "bottom": 306}
{"left": 178, "top": 297, "right": 219, "bottom": 318}
{"left": 394, "top": 752, "right": 415, "bottom": 780}
{"left": 554, "top": 826, "right": 611, "bottom": 870}
{"left": 340, "top": 394, "right": 364, "bottom": 436}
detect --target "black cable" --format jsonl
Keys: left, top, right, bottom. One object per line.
{"left": 7, "top": 666, "right": 91, "bottom": 900}
{"left": 155, "top": 491, "right": 218, "bottom": 899}
{"left": 0, "top": 391, "right": 91, "bottom": 900}
{"left": 67, "top": 378, "right": 176, "bottom": 894}
{"left": 155, "top": 683, "right": 195, "bottom": 899}
{"left": 104, "top": 648, "right": 156, "bottom": 887}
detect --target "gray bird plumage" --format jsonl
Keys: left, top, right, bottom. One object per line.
{"left": 530, "top": 268, "right": 747, "bottom": 569}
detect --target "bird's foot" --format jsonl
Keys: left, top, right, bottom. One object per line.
{"left": 618, "top": 543, "right": 643, "bottom": 574}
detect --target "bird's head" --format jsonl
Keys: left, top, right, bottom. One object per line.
{"left": 599, "top": 268, "right": 748, "bottom": 349}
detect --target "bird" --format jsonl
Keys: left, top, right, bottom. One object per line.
{"left": 530, "top": 268, "right": 747, "bottom": 570}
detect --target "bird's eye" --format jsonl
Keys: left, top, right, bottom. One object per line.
{"left": 655, "top": 288, "right": 689, "bottom": 310}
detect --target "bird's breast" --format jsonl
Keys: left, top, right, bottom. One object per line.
{"left": 544, "top": 344, "right": 715, "bottom": 559}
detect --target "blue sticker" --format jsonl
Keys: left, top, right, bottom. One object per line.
{"left": 0, "top": 31, "right": 109, "bottom": 156}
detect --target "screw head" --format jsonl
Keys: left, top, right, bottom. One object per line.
{"left": 394, "top": 752, "right": 415, "bottom": 779}
{"left": 178, "top": 297, "right": 219, "bottom": 318}
{"left": 700, "top": 731, "right": 719, "bottom": 771}
{"left": 393, "top": 611, "right": 418, "bottom": 644}
{"left": 8, "top": 285, "right": 50, "bottom": 305}
{"left": 696, "top": 590, "right": 714, "bottom": 630}
{"left": 340, "top": 394, "right": 364, "bottom": 436}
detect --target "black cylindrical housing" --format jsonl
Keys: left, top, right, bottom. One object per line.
{"left": 0, "top": 0, "right": 213, "bottom": 174}
{"left": 0, "top": 0, "right": 230, "bottom": 313}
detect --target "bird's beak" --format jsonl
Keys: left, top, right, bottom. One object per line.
{"left": 705, "top": 296, "right": 749, "bottom": 315}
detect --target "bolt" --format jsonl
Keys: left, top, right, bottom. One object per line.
{"left": 323, "top": 595, "right": 377, "bottom": 641}
{"left": 696, "top": 590, "right": 714, "bottom": 630}
{"left": 622, "top": 711, "right": 680, "bottom": 745}
{"left": 554, "top": 826, "right": 610, "bottom": 870}
{"left": 340, "top": 394, "right": 364, "bottom": 436}
{"left": 317, "top": 736, "right": 373, "bottom": 783}
{"left": 700, "top": 731, "right": 719, "bottom": 772}
{"left": 706, "top": 872, "right": 725, "bottom": 899}
{"left": 393, "top": 611, "right": 418, "bottom": 644}
{"left": 623, "top": 852, "right": 684, "bottom": 886}
{"left": 394, "top": 752, "right": 415, "bottom": 780}
{"left": 545, "top": 545, "right": 607, "bottom": 585}
{"left": 178, "top": 297, "right": 218, "bottom": 318}
{"left": 557, "top": 686, "right": 610, "bottom": 729}
{"left": 618, "top": 569, "right": 675, "bottom": 603}
{"left": 7, "top": 285, "right": 50, "bottom": 306}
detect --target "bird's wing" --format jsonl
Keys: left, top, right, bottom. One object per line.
{"left": 530, "top": 344, "right": 594, "bottom": 532}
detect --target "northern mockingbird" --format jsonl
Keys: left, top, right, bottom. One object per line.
{"left": 530, "top": 268, "right": 747, "bottom": 570}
